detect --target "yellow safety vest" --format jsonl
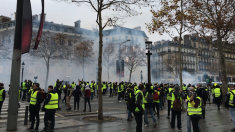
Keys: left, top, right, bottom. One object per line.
{"left": 229, "top": 90, "right": 235, "bottom": 106}
{"left": 30, "top": 91, "right": 38, "bottom": 105}
{"left": 214, "top": 88, "right": 221, "bottom": 97}
{"left": 0, "top": 89, "right": 4, "bottom": 101}
{"left": 45, "top": 93, "right": 58, "bottom": 109}
{"left": 103, "top": 83, "right": 107, "bottom": 89}
{"left": 167, "top": 88, "right": 173, "bottom": 100}
{"left": 71, "top": 83, "right": 76, "bottom": 89}
{"left": 135, "top": 90, "right": 145, "bottom": 112}
{"left": 22, "top": 82, "right": 27, "bottom": 90}
{"left": 188, "top": 97, "right": 202, "bottom": 116}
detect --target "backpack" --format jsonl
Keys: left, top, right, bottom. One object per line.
{"left": 128, "top": 93, "right": 136, "bottom": 112}
{"left": 153, "top": 91, "right": 159, "bottom": 101}
{"left": 145, "top": 92, "right": 153, "bottom": 103}
{"left": 173, "top": 94, "right": 182, "bottom": 111}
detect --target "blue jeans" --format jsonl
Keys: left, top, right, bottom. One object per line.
{"left": 187, "top": 116, "right": 201, "bottom": 132}
{"left": 91, "top": 92, "right": 94, "bottom": 100}
{"left": 229, "top": 107, "right": 235, "bottom": 128}
{"left": 159, "top": 96, "right": 163, "bottom": 109}
{"left": 128, "top": 110, "right": 132, "bottom": 119}
{"left": 144, "top": 107, "right": 156, "bottom": 124}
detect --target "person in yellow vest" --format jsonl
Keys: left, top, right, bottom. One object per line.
{"left": 187, "top": 87, "right": 202, "bottom": 132}
{"left": 42, "top": 85, "right": 58, "bottom": 132}
{"left": 153, "top": 87, "right": 161, "bottom": 119}
{"left": 170, "top": 85, "right": 185, "bottom": 131}
{"left": 166, "top": 84, "right": 174, "bottom": 119}
{"left": 21, "top": 80, "right": 28, "bottom": 101}
{"left": 225, "top": 85, "right": 235, "bottom": 132}
{"left": 28, "top": 83, "right": 43, "bottom": 131}
{"left": 118, "top": 82, "right": 123, "bottom": 102}
{"left": 90, "top": 81, "right": 94, "bottom": 100}
{"left": 214, "top": 84, "right": 223, "bottom": 110}
{"left": 134, "top": 84, "right": 145, "bottom": 132}
{"left": 71, "top": 81, "right": 76, "bottom": 89}
{"left": 109, "top": 82, "right": 114, "bottom": 97}
{"left": 0, "top": 83, "right": 6, "bottom": 115}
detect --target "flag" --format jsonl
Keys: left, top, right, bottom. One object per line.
{"left": 33, "top": 0, "right": 44, "bottom": 50}
{"left": 21, "top": 0, "right": 32, "bottom": 54}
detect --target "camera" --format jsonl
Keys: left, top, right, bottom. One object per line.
{"left": 188, "top": 91, "right": 196, "bottom": 99}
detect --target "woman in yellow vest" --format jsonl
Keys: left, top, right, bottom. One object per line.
{"left": 42, "top": 85, "right": 58, "bottom": 132}
{"left": 187, "top": 87, "right": 202, "bottom": 132}
{"left": 214, "top": 85, "right": 223, "bottom": 110}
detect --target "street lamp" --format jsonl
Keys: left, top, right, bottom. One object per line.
{"left": 119, "top": 39, "right": 130, "bottom": 83}
{"left": 141, "top": 70, "right": 143, "bottom": 83}
{"left": 21, "top": 62, "right": 25, "bottom": 83}
{"left": 145, "top": 41, "right": 152, "bottom": 85}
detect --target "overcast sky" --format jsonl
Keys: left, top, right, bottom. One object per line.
{"left": 1, "top": 0, "right": 172, "bottom": 42}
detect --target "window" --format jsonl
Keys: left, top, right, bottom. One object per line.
{"left": 119, "top": 36, "right": 121, "bottom": 40}
{"left": 131, "top": 37, "right": 134, "bottom": 41}
{"left": 8, "top": 35, "right": 11, "bottom": 43}
{"left": 126, "top": 36, "right": 128, "bottom": 40}
{"left": 68, "top": 29, "right": 72, "bottom": 33}
{"left": 112, "top": 37, "right": 115, "bottom": 41}
{"left": 68, "top": 40, "right": 72, "bottom": 46}
{"left": 136, "top": 38, "right": 138, "bottom": 42}
{"left": 60, "top": 28, "right": 64, "bottom": 32}
{"left": 51, "top": 26, "right": 55, "bottom": 30}
{"left": 106, "top": 38, "right": 108, "bottom": 42}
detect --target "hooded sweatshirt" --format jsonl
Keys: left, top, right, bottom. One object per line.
{"left": 72, "top": 85, "right": 82, "bottom": 100}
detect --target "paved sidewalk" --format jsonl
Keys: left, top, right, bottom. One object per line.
{"left": 0, "top": 102, "right": 233, "bottom": 132}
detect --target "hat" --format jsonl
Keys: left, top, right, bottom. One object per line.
{"left": 0, "top": 83, "right": 4, "bottom": 87}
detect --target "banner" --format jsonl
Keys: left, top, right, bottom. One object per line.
{"left": 33, "top": 0, "right": 44, "bottom": 50}
{"left": 21, "top": 0, "right": 32, "bottom": 54}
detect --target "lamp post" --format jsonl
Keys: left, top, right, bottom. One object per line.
{"left": 145, "top": 41, "right": 152, "bottom": 85}
{"left": 21, "top": 62, "right": 25, "bottom": 83}
{"left": 141, "top": 70, "right": 143, "bottom": 83}
{"left": 119, "top": 39, "right": 130, "bottom": 83}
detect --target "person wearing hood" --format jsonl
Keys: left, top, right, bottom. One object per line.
{"left": 170, "top": 85, "right": 185, "bottom": 132}
{"left": 28, "top": 83, "right": 42, "bottom": 131}
{"left": 72, "top": 85, "right": 82, "bottom": 112}
{"left": 83, "top": 85, "right": 91, "bottom": 112}
{"left": 42, "top": 85, "right": 58, "bottom": 132}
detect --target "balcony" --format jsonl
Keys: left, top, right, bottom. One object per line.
{"left": 158, "top": 51, "right": 167, "bottom": 55}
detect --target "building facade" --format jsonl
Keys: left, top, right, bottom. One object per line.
{"left": 151, "top": 34, "right": 235, "bottom": 83}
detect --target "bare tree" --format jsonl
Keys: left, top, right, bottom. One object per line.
{"left": 73, "top": 40, "right": 95, "bottom": 80}
{"left": 102, "top": 44, "right": 115, "bottom": 82}
{"left": 121, "top": 44, "right": 146, "bottom": 82}
{"left": 30, "top": 31, "right": 70, "bottom": 90}
{"left": 147, "top": 0, "right": 192, "bottom": 89}
{"left": 0, "top": 29, "right": 12, "bottom": 59}
{"left": 163, "top": 54, "right": 180, "bottom": 79}
{"left": 55, "top": 0, "right": 153, "bottom": 120}
{"left": 187, "top": 0, "right": 235, "bottom": 94}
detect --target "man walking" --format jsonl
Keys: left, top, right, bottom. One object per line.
{"left": 28, "top": 83, "right": 42, "bottom": 131}
{"left": 226, "top": 85, "right": 235, "bottom": 131}
{"left": 214, "top": 84, "right": 223, "bottom": 110}
{"left": 83, "top": 85, "right": 91, "bottom": 112}
{"left": 22, "top": 80, "right": 28, "bottom": 101}
{"left": 143, "top": 84, "right": 157, "bottom": 127}
{"left": 166, "top": 84, "right": 174, "bottom": 119}
{"left": 42, "top": 85, "right": 58, "bottom": 132}
{"left": 66, "top": 85, "right": 73, "bottom": 111}
{"left": 72, "top": 85, "right": 82, "bottom": 112}
{"left": 134, "top": 84, "right": 145, "bottom": 132}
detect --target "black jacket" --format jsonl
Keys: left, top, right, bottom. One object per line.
{"left": 72, "top": 86, "right": 82, "bottom": 100}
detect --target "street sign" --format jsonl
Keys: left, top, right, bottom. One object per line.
{"left": 206, "top": 78, "right": 209, "bottom": 83}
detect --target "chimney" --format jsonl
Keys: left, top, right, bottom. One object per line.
{"left": 40, "top": 13, "right": 46, "bottom": 22}
{"left": 74, "top": 20, "right": 81, "bottom": 28}
{"left": 133, "top": 26, "right": 141, "bottom": 30}
{"left": 33, "top": 14, "right": 38, "bottom": 21}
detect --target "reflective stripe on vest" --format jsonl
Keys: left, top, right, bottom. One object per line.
{"left": 45, "top": 93, "right": 58, "bottom": 109}
{"left": 0, "top": 89, "right": 4, "bottom": 101}
{"left": 30, "top": 91, "right": 37, "bottom": 105}
{"left": 135, "top": 90, "right": 145, "bottom": 112}
{"left": 214, "top": 88, "right": 221, "bottom": 97}
{"left": 188, "top": 96, "right": 202, "bottom": 116}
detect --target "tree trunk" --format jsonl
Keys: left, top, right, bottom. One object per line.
{"left": 179, "top": 0, "right": 183, "bottom": 90}
{"left": 129, "top": 69, "right": 132, "bottom": 82}
{"left": 45, "top": 58, "right": 50, "bottom": 92}
{"left": 97, "top": 10, "right": 103, "bottom": 120}
{"left": 217, "top": 28, "right": 228, "bottom": 99}
{"left": 107, "top": 67, "right": 109, "bottom": 82}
